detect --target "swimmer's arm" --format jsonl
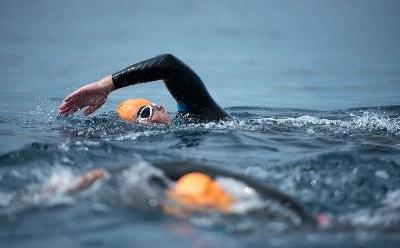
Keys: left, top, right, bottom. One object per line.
{"left": 67, "top": 169, "right": 107, "bottom": 193}
{"left": 40, "top": 169, "right": 107, "bottom": 196}
{"left": 59, "top": 54, "right": 227, "bottom": 119}
{"left": 112, "top": 54, "right": 228, "bottom": 118}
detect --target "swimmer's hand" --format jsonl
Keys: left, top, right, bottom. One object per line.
{"left": 68, "top": 169, "right": 107, "bottom": 193}
{"left": 40, "top": 169, "right": 107, "bottom": 197}
{"left": 58, "top": 75, "right": 114, "bottom": 116}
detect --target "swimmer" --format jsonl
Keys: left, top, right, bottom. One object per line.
{"left": 58, "top": 54, "right": 230, "bottom": 125}
{"left": 42, "top": 163, "right": 320, "bottom": 227}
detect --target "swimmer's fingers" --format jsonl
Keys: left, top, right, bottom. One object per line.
{"left": 59, "top": 89, "right": 86, "bottom": 116}
{"left": 59, "top": 101, "right": 85, "bottom": 116}
{"left": 59, "top": 96, "right": 81, "bottom": 111}
{"left": 59, "top": 81, "right": 109, "bottom": 116}
{"left": 64, "top": 88, "right": 85, "bottom": 102}
{"left": 59, "top": 98, "right": 103, "bottom": 116}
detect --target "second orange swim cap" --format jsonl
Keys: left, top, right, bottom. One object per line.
{"left": 168, "top": 172, "right": 233, "bottom": 212}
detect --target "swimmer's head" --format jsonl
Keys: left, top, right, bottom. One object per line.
{"left": 167, "top": 172, "right": 233, "bottom": 213}
{"left": 116, "top": 98, "right": 171, "bottom": 126}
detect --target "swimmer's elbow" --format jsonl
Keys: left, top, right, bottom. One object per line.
{"left": 157, "top": 53, "right": 185, "bottom": 71}
{"left": 158, "top": 53, "right": 178, "bottom": 63}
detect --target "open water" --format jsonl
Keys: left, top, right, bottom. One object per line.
{"left": 1, "top": 0, "right": 400, "bottom": 247}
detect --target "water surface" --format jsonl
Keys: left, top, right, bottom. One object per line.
{"left": 1, "top": 0, "right": 400, "bottom": 247}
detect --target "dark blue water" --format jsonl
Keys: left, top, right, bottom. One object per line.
{"left": 1, "top": 0, "right": 400, "bottom": 247}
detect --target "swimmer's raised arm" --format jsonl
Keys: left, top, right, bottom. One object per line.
{"left": 59, "top": 54, "right": 228, "bottom": 120}
{"left": 112, "top": 54, "right": 227, "bottom": 118}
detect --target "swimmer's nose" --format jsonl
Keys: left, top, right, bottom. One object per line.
{"left": 155, "top": 105, "right": 165, "bottom": 112}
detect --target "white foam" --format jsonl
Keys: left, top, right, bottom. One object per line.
{"left": 113, "top": 130, "right": 168, "bottom": 141}
{"left": 375, "top": 170, "right": 389, "bottom": 179}
{"left": 382, "top": 189, "right": 400, "bottom": 208}
{"left": 102, "top": 111, "right": 399, "bottom": 143}
{"left": 37, "top": 166, "right": 106, "bottom": 204}
{"left": 57, "top": 140, "right": 101, "bottom": 152}
{"left": 194, "top": 111, "right": 400, "bottom": 136}
{"left": 40, "top": 167, "right": 75, "bottom": 196}
{"left": 118, "top": 162, "right": 171, "bottom": 208}
{"left": 216, "top": 176, "right": 266, "bottom": 214}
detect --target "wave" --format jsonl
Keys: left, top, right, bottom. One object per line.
{"left": 340, "top": 189, "right": 400, "bottom": 230}
{"left": 94, "top": 110, "right": 400, "bottom": 143}
{"left": 1, "top": 107, "right": 399, "bottom": 166}
{"left": 4, "top": 99, "right": 398, "bottom": 144}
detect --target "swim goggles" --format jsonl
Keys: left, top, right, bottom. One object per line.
{"left": 137, "top": 105, "right": 154, "bottom": 120}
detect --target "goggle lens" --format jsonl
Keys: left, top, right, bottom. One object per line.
{"left": 138, "top": 106, "right": 153, "bottom": 119}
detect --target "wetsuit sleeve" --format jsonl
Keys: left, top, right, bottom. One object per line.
{"left": 111, "top": 54, "right": 228, "bottom": 121}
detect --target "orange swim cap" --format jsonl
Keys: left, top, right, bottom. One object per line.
{"left": 116, "top": 98, "right": 152, "bottom": 122}
{"left": 167, "top": 172, "right": 233, "bottom": 213}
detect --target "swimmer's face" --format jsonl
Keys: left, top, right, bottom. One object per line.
{"left": 136, "top": 104, "right": 172, "bottom": 126}
{"left": 117, "top": 98, "right": 172, "bottom": 126}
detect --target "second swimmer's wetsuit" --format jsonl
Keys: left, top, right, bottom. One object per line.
{"left": 112, "top": 54, "right": 229, "bottom": 122}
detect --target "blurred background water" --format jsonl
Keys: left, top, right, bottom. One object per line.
{"left": 0, "top": 0, "right": 400, "bottom": 247}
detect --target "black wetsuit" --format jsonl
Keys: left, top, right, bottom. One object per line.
{"left": 112, "top": 54, "right": 229, "bottom": 122}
